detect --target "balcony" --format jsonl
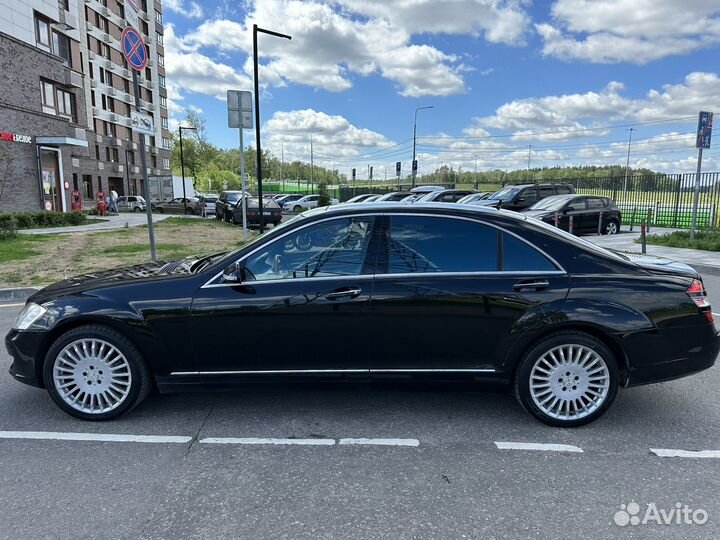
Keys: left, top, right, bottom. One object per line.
{"left": 57, "top": 10, "right": 78, "bottom": 30}
{"left": 64, "top": 69, "right": 83, "bottom": 88}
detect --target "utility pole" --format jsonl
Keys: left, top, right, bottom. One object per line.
{"left": 624, "top": 127, "right": 635, "bottom": 195}
{"left": 412, "top": 105, "right": 434, "bottom": 188}
{"left": 178, "top": 126, "right": 196, "bottom": 213}
{"left": 310, "top": 132, "right": 314, "bottom": 194}
{"left": 281, "top": 142, "right": 284, "bottom": 192}
{"left": 527, "top": 144, "right": 532, "bottom": 182}
{"left": 474, "top": 153, "right": 478, "bottom": 188}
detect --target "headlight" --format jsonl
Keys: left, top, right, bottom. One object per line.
{"left": 13, "top": 303, "right": 48, "bottom": 330}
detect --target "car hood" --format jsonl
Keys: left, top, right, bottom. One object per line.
{"left": 28, "top": 257, "right": 201, "bottom": 304}
{"left": 523, "top": 210, "right": 554, "bottom": 218}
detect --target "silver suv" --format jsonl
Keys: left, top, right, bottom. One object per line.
{"left": 116, "top": 196, "right": 147, "bottom": 213}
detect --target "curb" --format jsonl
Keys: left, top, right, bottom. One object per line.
{"left": 0, "top": 287, "right": 40, "bottom": 304}
{"left": 691, "top": 264, "right": 720, "bottom": 277}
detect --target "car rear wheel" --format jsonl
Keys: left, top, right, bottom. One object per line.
{"left": 133, "top": 207, "right": 142, "bottom": 213}
{"left": 604, "top": 219, "right": 619, "bottom": 235}
{"left": 43, "top": 325, "right": 153, "bottom": 421}
{"left": 185, "top": 208, "right": 194, "bottom": 215}
{"left": 514, "top": 331, "right": 619, "bottom": 427}
{"left": 294, "top": 205, "right": 302, "bottom": 212}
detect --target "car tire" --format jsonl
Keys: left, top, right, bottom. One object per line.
{"left": 185, "top": 208, "right": 194, "bottom": 215}
{"left": 514, "top": 331, "right": 619, "bottom": 427}
{"left": 134, "top": 207, "right": 142, "bottom": 213}
{"left": 157, "top": 207, "right": 164, "bottom": 214}
{"left": 43, "top": 324, "right": 153, "bottom": 421}
{"left": 604, "top": 219, "right": 619, "bottom": 235}
{"left": 294, "top": 205, "right": 302, "bottom": 212}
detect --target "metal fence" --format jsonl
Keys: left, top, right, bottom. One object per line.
{"left": 552, "top": 173, "right": 720, "bottom": 229}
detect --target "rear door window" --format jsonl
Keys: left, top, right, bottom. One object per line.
{"left": 587, "top": 198, "right": 606, "bottom": 209}
{"left": 502, "top": 233, "right": 558, "bottom": 272}
{"left": 520, "top": 187, "right": 538, "bottom": 205}
{"left": 556, "top": 185, "right": 573, "bottom": 195}
{"left": 386, "top": 216, "right": 498, "bottom": 273}
{"left": 538, "top": 186, "right": 556, "bottom": 199}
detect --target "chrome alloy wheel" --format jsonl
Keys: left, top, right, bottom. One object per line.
{"left": 529, "top": 344, "right": 610, "bottom": 421}
{"left": 605, "top": 221, "right": 618, "bottom": 234}
{"left": 52, "top": 338, "right": 132, "bottom": 414}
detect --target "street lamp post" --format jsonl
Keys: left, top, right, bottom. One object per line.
{"left": 623, "top": 127, "right": 635, "bottom": 196}
{"left": 411, "top": 105, "right": 433, "bottom": 188}
{"left": 178, "top": 125, "right": 197, "bottom": 213}
{"left": 253, "top": 24, "right": 291, "bottom": 231}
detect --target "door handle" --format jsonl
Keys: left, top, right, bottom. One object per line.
{"left": 324, "top": 287, "right": 362, "bottom": 300}
{"left": 513, "top": 280, "right": 549, "bottom": 291}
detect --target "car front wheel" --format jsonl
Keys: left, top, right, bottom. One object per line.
{"left": 514, "top": 331, "right": 619, "bottom": 427}
{"left": 43, "top": 325, "right": 153, "bottom": 421}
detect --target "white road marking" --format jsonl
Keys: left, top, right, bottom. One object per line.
{"left": 494, "top": 441, "right": 583, "bottom": 453}
{"left": 0, "top": 430, "right": 192, "bottom": 444}
{"left": 651, "top": 448, "right": 720, "bottom": 458}
{"left": 0, "top": 303, "right": 25, "bottom": 308}
{"left": 339, "top": 438, "right": 420, "bottom": 447}
{"left": 199, "top": 437, "right": 336, "bottom": 445}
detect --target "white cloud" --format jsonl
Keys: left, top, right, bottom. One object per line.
{"left": 163, "top": 0, "right": 204, "bottom": 19}
{"left": 538, "top": 0, "right": 720, "bottom": 63}
{"left": 263, "top": 109, "right": 396, "bottom": 164}
{"left": 176, "top": 0, "right": 532, "bottom": 97}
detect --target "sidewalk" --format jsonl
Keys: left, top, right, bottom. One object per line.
{"left": 587, "top": 226, "right": 720, "bottom": 271}
{"left": 17, "top": 213, "right": 199, "bottom": 235}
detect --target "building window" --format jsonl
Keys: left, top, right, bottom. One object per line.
{"left": 123, "top": 78, "right": 130, "bottom": 93}
{"left": 82, "top": 174, "right": 93, "bottom": 198}
{"left": 101, "top": 43, "right": 110, "bottom": 59}
{"left": 156, "top": 32, "right": 163, "bottom": 46}
{"left": 40, "top": 80, "right": 55, "bottom": 114}
{"left": 111, "top": 148, "right": 119, "bottom": 162}
{"left": 145, "top": 67, "right": 152, "bottom": 81}
{"left": 159, "top": 74, "right": 166, "bottom": 88}
{"left": 95, "top": 145, "right": 100, "bottom": 160}
{"left": 97, "top": 14, "right": 107, "bottom": 32}
{"left": 127, "top": 150, "right": 135, "bottom": 165}
{"left": 105, "top": 121, "right": 116, "bottom": 137}
{"left": 118, "top": 5, "right": 124, "bottom": 19}
{"left": 91, "top": 91, "right": 96, "bottom": 107}
{"left": 155, "top": 10, "right": 162, "bottom": 24}
{"left": 126, "top": 103, "right": 132, "bottom": 116}
{"left": 59, "top": 0, "right": 69, "bottom": 11}
{"left": 105, "top": 70, "right": 113, "bottom": 87}
{"left": 157, "top": 54, "right": 164, "bottom": 66}
{"left": 141, "top": 20, "right": 149, "bottom": 36}
{"left": 52, "top": 31, "right": 72, "bottom": 66}
{"left": 160, "top": 96, "right": 167, "bottom": 109}
{"left": 161, "top": 116, "right": 168, "bottom": 129}
{"left": 151, "top": 155, "right": 157, "bottom": 168}
{"left": 56, "top": 88, "right": 76, "bottom": 121}
{"left": 162, "top": 157, "right": 170, "bottom": 169}
{"left": 35, "top": 13, "right": 51, "bottom": 50}
{"left": 105, "top": 147, "right": 111, "bottom": 161}
{"left": 162, "top": 137, "right": 171, "bottom": 149}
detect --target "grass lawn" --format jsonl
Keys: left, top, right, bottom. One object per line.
{"left": 0, "top": 217, "right": 253, "bottom": 288}
{"left": 642, "top": 230, "right": 720, "bottom": 251}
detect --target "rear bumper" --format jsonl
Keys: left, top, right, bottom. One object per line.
{"left": 5, "top": 329, "right": 45, "bottom": 388}
{"left": 620, "top": 325, "right": 719, "bottom": 387}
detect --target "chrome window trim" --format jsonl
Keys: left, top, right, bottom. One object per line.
{"left": 371, "top": 368, "right": 496, "bottom": 373}
{"left": 201, "top": 211, "right": 566, "bottom": 289}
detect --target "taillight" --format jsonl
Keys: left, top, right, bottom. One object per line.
{"left": 687, "top": 279, "right": 713, "bottom": 323}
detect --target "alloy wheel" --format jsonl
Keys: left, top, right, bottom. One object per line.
{"left": 528, "top": 343, "right": 610, "bottom": 421}
{"left": 605, "top": 221, "right": 618, "bottom": 234}
{"left": 52, "top": 338, "right": 132, "bottom": 414}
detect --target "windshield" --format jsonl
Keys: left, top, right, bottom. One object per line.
{"left": 530, "top": 197, "right": 569, "bottom": 211}
{"left": 226, "top": 193, "right": 242, "bottom": 203}
{"left": 489, "top": 187, "right": 519, "bottom": 201}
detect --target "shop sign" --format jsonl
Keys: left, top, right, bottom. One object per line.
{"left": 0, "top": 131, "right": 32, "bottom": 144}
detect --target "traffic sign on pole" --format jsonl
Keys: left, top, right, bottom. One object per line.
{"left": 396, "top": 161, "right": 401, "bottom": 176}
{"left": 697, "top": 111, "right": 714, "bottom": 149}
{"left": 412, "top": 160, "right": 418, "bottom": 172}
{"left": 121, "top": 27, "right": 148, "bottom": 72}
{"left": 227, "top": 90, "right": 253, "bottom": 129}
{"left": 352, "top": 168, "right": 356, "bottom": 181}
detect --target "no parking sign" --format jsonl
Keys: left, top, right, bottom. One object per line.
{"left": 121, "top": 26, "right": 148, "bottom": 72}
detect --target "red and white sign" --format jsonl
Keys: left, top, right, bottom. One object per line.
{"left": 44, "top": 201, "right": 52, "bottom": 211}
{"left": 0, "top": 131, "right": 31, "bottom": 143}
{"left": 64, "top": 180, "right": 70, "bottom": 190}
{"left": 121, "top": 26, "right": 148, "bottom": 72}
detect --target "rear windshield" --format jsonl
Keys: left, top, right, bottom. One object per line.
{"left": 489, "top": 187, "right": 519, "bottom": 201}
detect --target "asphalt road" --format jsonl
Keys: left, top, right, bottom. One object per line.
{"left": 1, "top": 272, "right": 720, "bottom": 539}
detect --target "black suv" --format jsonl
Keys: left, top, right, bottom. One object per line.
{"left": 479, "top": 183, "right": 575, "bottom": 211}
{"left": 215, "top": 191, "right": 244, "bottom": 222}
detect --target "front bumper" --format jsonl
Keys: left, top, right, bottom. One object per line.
{"left": 5, "top": 329, "right": 46, "bottom": 388}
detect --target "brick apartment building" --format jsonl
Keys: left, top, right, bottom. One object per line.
{"left": 0, "top": 0, "right": 171, "bottom": 212}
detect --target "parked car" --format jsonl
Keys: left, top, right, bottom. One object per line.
{"left": 417, "top": 189, "right": 477, "bottom": 203}
{"left": 231, "top": 197, "right": 282, "bottom": 227}
{"left": 193, "top": 195, "right": 218, "bottom": 217}
{"left": 375, "top": 192, "right": 413, "bottom": 202}
{"left": 401, "top": 185, "right": 446, "bottom": 203}
{"left": 343, "top": 194, "right": 378, "bottom": 204}
{"left": 474, "top": 183, "right": 575, "bottom": 211}
{"left": 154, "top": 197, "right": 197, "bottom": 215}
{"left": 524, "top": 195, "right": 622, "bottom": 235}
{"left": 215, "top": 191, "right": 245, "bottom": 222}
{"left": 275, "top": 194, "right": 304, "bottom": 209}
{"left": 363, "top": 195, "right": 382, "bottom": 202}
{"left": 457, "top": 192, "right": 492, "bottom": 204}
{"left": 116, "top": 195, "right": 147, "bottom": 213}
{"left": 7, "top": 203, "right": 718, "bottom": 426}
{"left": 283, "top": 194, "right": 339, "bottom": 212}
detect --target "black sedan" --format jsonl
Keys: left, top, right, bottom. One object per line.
{"left": 5, "top": 203, "right": 718, "bottom": 426}
{"left": 231, "top": 197, "right": 282, "bottom": 227}
{"left": 524, "top": 194, "right": 622, "bottom": 235}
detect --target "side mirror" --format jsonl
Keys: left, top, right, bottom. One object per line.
{"left": 222, "top": 261, "right": 242, "bottom": 283}
{"left": 515, "top": 197, "right": 525, "bottom": 203}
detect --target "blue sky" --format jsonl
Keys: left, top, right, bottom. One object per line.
{"left": 163, "top": 0, "right": 720, "bottom": 177}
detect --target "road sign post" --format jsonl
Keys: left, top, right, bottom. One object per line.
{"left": 228, "top": 90, "right": 253, "bottom": 241}
{"left": 396, "top": 161, "right": 401, "bottom": 189}
{"left": 351, "top": 168, "right": 356, "bottom": 196}
{"left": 691, "top": 111, "right": 713, "bottom": 240}
{"left": 122, "top": 26, "right": 155, "bottom": 262}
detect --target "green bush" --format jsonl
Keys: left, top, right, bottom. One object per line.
{"left": 0, "top": 214, "right": 18, "bottom": 240}
{"left": 643, "top": 230, "right": 720, "bottom": 251}
{"left": 0, "top": 211, "right": 87, "bottom": 230}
